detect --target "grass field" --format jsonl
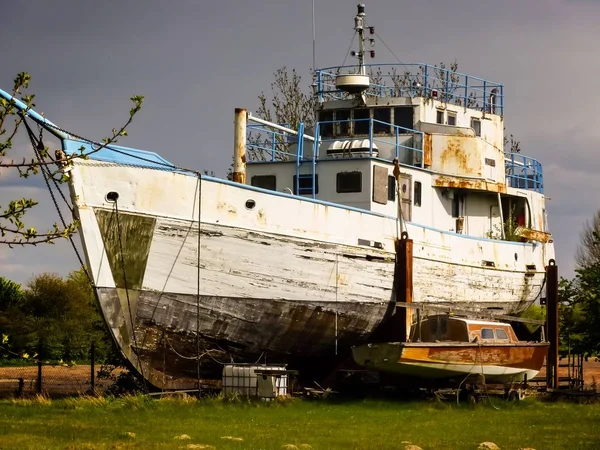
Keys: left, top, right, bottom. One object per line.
{"left": 0, "top": 395, "right": 599, "bottom": 450}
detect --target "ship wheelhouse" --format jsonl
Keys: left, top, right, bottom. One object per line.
{"left": 245, "top": 61, "right": 548, "bottom": 244}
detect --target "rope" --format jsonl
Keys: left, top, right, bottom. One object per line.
{"left": 21, "top": 117, "right": 91, "bottom": 281}
{"left": 196, "top": 173, "right": 202, "bottom": 395}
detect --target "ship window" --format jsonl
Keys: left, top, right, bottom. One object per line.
{"left": 436, "top": 110, "right": 444, "bottom": 124}
{"left": 388, "top": 175, "right": 396, "bottom": 201}
{"left": 495, "top": 328, "right": 509, "bottom": 340}
{"left": 447, "top": 112, "right": 457, "bottom": 126}
{"left": 481, "top": 328, "right": 494, "bottom": 339}
{"left": 354, "top": 109, "right": 370, "bottom": 135}
{"left": 414, "top": 181, "right": 422, "bottom": 207}
{"left": 394, "top": 107, "right": 413, "bottom": 132}
{"left": 319, "top": 111, "right": 334, "bottom": 138}
{"left": 293, "top": 174, "right": 318, "bottom": 195}
{"left": 336, "top": 171, "right": 362, "bottom": 193}
{"left": 471, "top": 118, "right": 481, "bottom": 137}
{"left": 251, "top": 175, "right": 276, "bottom": 191}
{"left": 373, "top": 108, "right": 391, "bottom": 134}
{"left": 335, "top": 109, "right": 350, "bottom": 136}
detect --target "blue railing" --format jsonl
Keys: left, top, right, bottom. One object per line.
{"left": 316, "top": 63, "right": 504, "bottom": 116}
{"left": 505, "top": 153, "right": 543, "bottom": 193}
{"left": 246, "top": 124, "right": 300, "bottom": 162}
{"left": 315, "top": 118, "right": 424, "bottom": 166}
{"left": 247, "top": 118, "right": 423, "bottom": 166}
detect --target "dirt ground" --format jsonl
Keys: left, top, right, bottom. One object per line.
{"left": 0, "top": 364, "right": 119, "bottom": 397}
{"left": 1, "top": 360, "right": 599, "bottom": 398}
{"left": 537, "top": 359, "right": 600, "bottom": 390}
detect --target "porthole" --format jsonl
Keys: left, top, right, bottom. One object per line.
{"left": 245, "top": 199, "right": 256, "bottom": 210}
{"left": 514, "top": 253, "right": 518, "bottom": 261}
{"left": 106, "top": 191, "right": 119, "bottom": 202}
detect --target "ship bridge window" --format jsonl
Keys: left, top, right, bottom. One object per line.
{"left": 335, "top": 109, "right": 350, "bottom": 136}
{"left": 394, "top": 107, "right": 413, "bottom": 132}
{"left": 319, "top": 111, "right": 334, "bottom": 138}
{"left": 373, "top": 108, "right": 391, "bottom": 134}
{"left": 293, "top": 174, "right": 318, "bottom": 195}
{"left": 388, "top": 175, "right": 396, "bottom": 201}
{"left": 447, "top": 112, "right": 457, "bottom": 126}
{"left": 354, "top": 108, "right": 370, "bottom": 135}
{"left": 495, "top": 328, "right": 509, "bottom": 340}
{"left": 251, "top": 175, "right": 276, "bottom": 191}
{"left": 337, "top": 171, "right": 362, "bottom": 193}
{"left": 436, "top": 110, "right": 444, "bottom": 124}
{"left": 481, "top": 328, "right": 494, "bottom": 339}
{"left": 471, "top": 118, "right": 481, "bottom": 137}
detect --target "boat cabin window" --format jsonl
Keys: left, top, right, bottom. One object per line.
{"left": 319, "top": 111, "right": 334, "bottom": 138}
{"left": 337, "top": 171, "right": 362, "bottom": 193}
{"left": 293, "top": 174, "right": 318, "bottom": 195}
{"left": 394, "top": 107, "right": 413, "bottom": 131}
{"left": 481, "top": 328, "right": 494, "bottom": 339}
{"left": 436, "top": 110, "right": 444, "bottom": 124}
{"left": 354, "top": 109, "right": 370, "bottom": 135}
{"left": 447, "top": 112, "right": 457, "bottom": 126}
{"left": 251, "top": 175, "right": 276, "bottom": 191}
{"left": 471, "top": 118, "right": 481, "bottom": 137}
{"left": 335, "top": 109, "right": 351, "bottom": 135}
{"left": 495, "top": 328, "right": 509, "bottom": 340}
{"left": 414, "top": 181, "right": 422, "bottom": 207}
{"left": 373, "top": 108, "right": 391, "bottom": 134}
{"left": 387, "top": 175, "right": 395, "bottom": 201}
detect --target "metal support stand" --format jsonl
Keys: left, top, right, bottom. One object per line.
{"left": 545, "top": 259, "right": 559, "bottom": 390}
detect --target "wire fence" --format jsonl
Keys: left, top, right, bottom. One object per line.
{"left": 0, "top": 343, "right": 124, "bottom": 398}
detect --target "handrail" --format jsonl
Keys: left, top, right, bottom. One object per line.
{"left": 315, "top": 63, "right": 504, "bottom": 116}
{"left": 504, "top": 152, "right": 544, "bottom": 193}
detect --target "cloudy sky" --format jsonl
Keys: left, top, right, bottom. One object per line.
{"left": 1, "top": 0, "right": 599, "bottom": 285}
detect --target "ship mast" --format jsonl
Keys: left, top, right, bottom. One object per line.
{"left": 335, "top": 3, "right": 371, "bottom": 95}
{"left": 355, "top": 3, "right": 366, "bottom": 76}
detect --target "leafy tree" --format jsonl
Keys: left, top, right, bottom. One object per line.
{"left": 0, "top": 268, "right": 118, "bottom": 363}
{"left": 558, "top": 214, "right": 600, "bottom": 356}
{"left": 0, "top": 277, "right": 24, "bottom": 311}
{"left": 1, "top": 72, "right": 143, "bottom": 246}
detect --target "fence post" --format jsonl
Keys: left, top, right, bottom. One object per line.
{"left": 36, "top": 361, "right": 42, "bottom": 394}
{"left": 90, "top": 341, "right": 96, "bottom": 393}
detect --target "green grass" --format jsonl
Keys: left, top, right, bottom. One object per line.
{"left": 0, "top": 395, "right": 599, "bottom": 449}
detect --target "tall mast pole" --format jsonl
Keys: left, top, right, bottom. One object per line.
{"left": 355, "top": 3, "right": 366, "bottom": 75}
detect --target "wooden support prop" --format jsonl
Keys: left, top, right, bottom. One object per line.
{"left": 396, "top": 231, "right": 413, "bottom": 342}
{"left": 545, "top": 259, "right": 559, "bottom": 390}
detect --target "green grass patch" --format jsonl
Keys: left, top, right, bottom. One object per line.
{"left": 0, "top": 395, "right": 599, "bottom": 449}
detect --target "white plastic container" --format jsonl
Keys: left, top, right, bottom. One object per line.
{"left": 222, "top": 364, "right": 288, "bottom": 397}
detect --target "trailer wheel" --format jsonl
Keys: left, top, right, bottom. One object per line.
{"left": 508, "top": 390, "right": 521, "bottom": 401}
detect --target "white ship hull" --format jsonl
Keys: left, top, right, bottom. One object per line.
{"left": 69, "top": 161, "right": 551, "bottom": 388}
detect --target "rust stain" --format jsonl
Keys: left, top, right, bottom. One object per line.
{"left": 400, "top": 344, "right": 547, "bottom": 370}
{"left": 440, "top": 136, "right": 470, "bottom": 173}
{"left": 434, "top": 175, "right": 507, "bottom": 193}
{"left": 515, "top": 227, "right": 552, "bottom": 243}
{"left": 423, "top": 134, "right": 432, "bottom": 168}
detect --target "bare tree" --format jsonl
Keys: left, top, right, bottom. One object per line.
{"left": 0, "top": 72, "right": 143, "bottom": 246}
{"left": 575, "top": 211, "right": 600, "bottom": 267}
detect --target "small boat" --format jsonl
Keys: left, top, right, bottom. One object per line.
{"left": 352, "top": 314, "right": 548, "bottom": 385}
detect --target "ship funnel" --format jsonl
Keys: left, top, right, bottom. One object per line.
{"left": 233, "top": 108, "right": 247, "bottom": 184}
{"left": 335, "top": 3, "right": 370, "bottom": 95}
